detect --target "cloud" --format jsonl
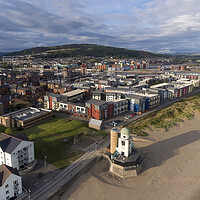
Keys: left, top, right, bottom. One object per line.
{"left": 0, "top": 0, "right": 200, "bottom": 53}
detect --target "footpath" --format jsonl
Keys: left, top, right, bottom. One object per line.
{"left": 25, "top": 140, "right": 109, "bottom": 200}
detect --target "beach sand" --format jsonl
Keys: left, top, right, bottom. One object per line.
{"left": 57, "top": 112, "right": 200, "bottom": 200}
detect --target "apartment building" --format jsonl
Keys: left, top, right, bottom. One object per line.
{"left": 59, "top": 102, "right": 86, "bottom": 116}
{"left": 167, "top": 83, "right": 193, "bottom": 99}
{"left": 0, "top": 133, "right": 35, "bottom": 170}
{"left": 135, "top": 90, "right": 160, "bottom": 109}
{"left": 92, "top": 90, "right": 106, "bottom": 101}
{"left": 44, "top": 93, "right": 62, "bottom": 110}
{"left": 112, "top": 99, "right": 128, "bottom": 116}
{"left": 0, "top": 107, "right": 52, "bottom": 129}
{"left": 106, "top": 92, "right": 123, "bottom": 102}
{"left": 62, "top": 89, "right": 85, "bottom": 102}
{"left": 0, "top": 164, "right": 23, "bottom": 200}
{"left": 85, "top": 99, "right": 113, "bottom": 120}
{"left": 126, "top": 94, "right": 146, "bottom": 113}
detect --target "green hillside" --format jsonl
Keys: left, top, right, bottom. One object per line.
{"left": 6, "top": 44, "right": 170, "bottom": 58}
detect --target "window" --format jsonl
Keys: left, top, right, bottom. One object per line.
{"left": 5, "top": 184, "right": 9, "bottom": 188}
{"left": 13, "top": 180, "right": 18, "bottom": 184}
{"left": 6, "top": 190, "right": 9, "bottom": 194}
{"left": 122, "top": 141, "right": 125, "bottom": 146}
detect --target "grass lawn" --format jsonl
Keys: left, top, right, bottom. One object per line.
{"left": 129, "top": 92, "right": 200, "bottom": 136}
{"left": 13, "top": 117, "right": 106, "bottom": 169}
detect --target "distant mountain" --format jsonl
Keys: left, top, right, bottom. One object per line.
{"left": 172, "top": 51, "right": 200, "bottom": 56}
{"left": 6, "top": 44, "right": 171, "bottom": 59}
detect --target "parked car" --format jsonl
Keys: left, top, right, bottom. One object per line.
{"left": 125, "top": 115, "right": 131, "bottom": 119}
{"left": 109, "top": 120, "right": 119, "bottom": 126}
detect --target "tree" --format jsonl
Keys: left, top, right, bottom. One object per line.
{"left": 5, "top": 128, "right": 13, "bottom": 135}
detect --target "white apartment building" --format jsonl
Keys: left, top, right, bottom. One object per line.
{"left": 0, "top": 164, "right": 22, "bottom": 200}
{"left": 0, "top": 133, "right": 35, "bottom": 171}
{"left": 106, "top": 92, "right": 122, "bottom": 102}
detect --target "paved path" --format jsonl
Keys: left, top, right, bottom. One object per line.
{"left": 27, "top": 88, "right": 200, "bottom": 199}
{"left": 104, "top": 88, "right": 200, "bottom": 128}
{"left": 26, "top": 139, "right": 109, "bottom": 200}
{"left": 54, "top": 112, "right": 89, "bottom": 122}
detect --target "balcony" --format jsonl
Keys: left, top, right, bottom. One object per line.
{"left": 17, "top": 151, "right": 28, "bottom": 158}
{"left": 14, "top": 186, "right": 19, "bottom": 191}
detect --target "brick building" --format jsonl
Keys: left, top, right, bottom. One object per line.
{"left": 85, "top": 99, "right": 113, "bottom": 120}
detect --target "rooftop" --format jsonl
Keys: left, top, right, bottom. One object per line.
{"left": 86, "top": 99, "right": 108, "bottom": 106}
{"left": 126, "top": 94, "right": 146, "bottom": 100}
{"left": 62, "top": 89, "right": 85, "bottom": 97}
{"left": 150, "top": 83, "right": 170, "bottom": 89}
{"left": 0, "top": 164, "right": 19, "bottom": 187}
{"left": 0, "top": 133, "right": 24, "bottom": 154}
{"left": 1, "top": 107, "right": 51, "bottom": 122}
{"left": 48, "top": 93, "right": 62, "bottom": 98}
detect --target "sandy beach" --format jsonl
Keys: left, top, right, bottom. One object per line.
{"left": 56, "top": 112, "right": 200, "bottom": 200}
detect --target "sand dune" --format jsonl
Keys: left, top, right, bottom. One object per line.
{"left": 58, "top": 112, "right": 200, "bottom": 200}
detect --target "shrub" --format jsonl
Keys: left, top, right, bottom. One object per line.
{"left": 5, "top": 128, "right": 13, "bottom": 135}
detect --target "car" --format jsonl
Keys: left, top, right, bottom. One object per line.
{"left": 125, "top": 115, "right": 131, "bottom": 119}
{"left": 109, "top": 122, "right": 113, "bottom": 126}
{"left": 112, "top": 121, "right": 117, "bottom": 125}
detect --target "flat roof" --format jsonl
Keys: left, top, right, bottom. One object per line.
{"left": 62, "top": 89, "right": 85, "bottom": 97}
{"left": 150, "top": 83, "right": 170, "bottom": 88}
{"left": 126, "top": 94, "right": 145, "bottom": 100}
{"left": 86, "top": 99, "right": 107, "bottom": 106}
{"left": 48, "top": 93, "right": 62, "bottom": 98}
{"left": 112, "top": 99, "right": 127, "bottom": 103}
{"left": 59, "top": 101, "right": 85, "bottom": 107}
{"left": 2, "top": 107, "right": 51, "bottom": 122}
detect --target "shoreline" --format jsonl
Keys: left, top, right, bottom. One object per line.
{"left": 54, "top": 112, "right": 200, "bottom": 200}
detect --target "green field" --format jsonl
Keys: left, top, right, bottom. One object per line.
{"left": 12, "top": 118, "right": 106, "bottom": 168}
{"left": 129, "top": 92, "right": 200, "bottom": 136}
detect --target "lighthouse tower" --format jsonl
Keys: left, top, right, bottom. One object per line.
{"left": 117, "top": 127, "right": 133, "bottom": 157}
{"left": 107, "top": 127, "right": 143, "bottom": 177}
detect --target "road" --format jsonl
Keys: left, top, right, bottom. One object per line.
{"left": 54, "top": 88, "right": 200, "bottom": 130}
{"left": 104, "top": 88, "right": 200, "bottom": 129}
{"left": 27, "top": 88, "right": 200, "bottom": 199}
{"left": 26, "top": 139, "right": 109, "bottom": 200}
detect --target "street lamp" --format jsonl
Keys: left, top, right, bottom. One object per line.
{"left": 28, "top": 188, "right": 31, "bottom": 200}
{"left": 44, "top": 155, "right": 47, "bottom": 167}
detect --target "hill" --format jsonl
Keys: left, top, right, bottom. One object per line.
{"left": 6, "top": 44, "right": 170, "bottom": 59}
{"left": 0, "top": 52, "right": 7, "bottom": 56}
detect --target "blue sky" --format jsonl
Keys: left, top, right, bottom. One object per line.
{"left": 0, "top": 0, "right": 200, "bottom": 53}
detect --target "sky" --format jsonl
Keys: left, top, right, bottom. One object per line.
{"left": 0, "top": 0, "right": 200, "bottom": 53}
